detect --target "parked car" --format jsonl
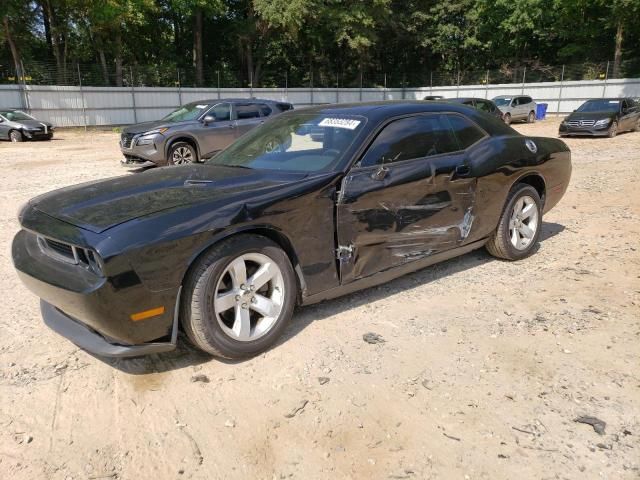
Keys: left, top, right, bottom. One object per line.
{"left": 120, "top": 98, "right": 294, "bottom": 167}
{"left": 13, "top": 101, "right": 571, "bottom": 359}
{"left": 445, "top": 97, "right": 504, "bottom": 120}
{"left": 492, "top": 95, "right": 537, "bottom": 124}
{"left": 0, "top": 109, "right": 54, "bottom": 142}
{"left": 559, "top": 98, "right": 640, "bottom": 138}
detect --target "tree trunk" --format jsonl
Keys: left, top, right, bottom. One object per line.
{"left": 98, "top": 49, "right": 110, "bottom": 86}
{"left": 612, "top": 20, "right": 623, "bottom": 78}
{"left": 44, "top": 0, "right": 67, "bottom": 84}
{"left": 114, "top": 31, "right": 123, "bottom": 87}
{"left": 193, "top": 8, "right": 204, "bottom": 87}
{"left": 39, "top": 1, "right": 53, "bottom": 58}
{"left": 2, "top": 16, "right": 23, "bottom": 81}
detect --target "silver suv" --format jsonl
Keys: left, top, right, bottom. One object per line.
{"left": 492, "top": 95, "right": 537, "bottom": 124}
{"left": 120, "top": 98, "right": 293, "bottom": 167}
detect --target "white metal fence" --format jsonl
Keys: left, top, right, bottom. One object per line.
{"left": 1, "top": 78, "right": 639, "bottom": 127}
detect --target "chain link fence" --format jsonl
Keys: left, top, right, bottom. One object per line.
{"left": 2, "top": 58, "right": 640, "bottom": 88}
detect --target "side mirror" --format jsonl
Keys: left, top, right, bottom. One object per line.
{"left": 203, "top": 115, "right": 215, "bottom": 125}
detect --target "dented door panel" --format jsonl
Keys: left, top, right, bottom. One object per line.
{"left": 337, "top": 151, "right": 476, "bottom": 283}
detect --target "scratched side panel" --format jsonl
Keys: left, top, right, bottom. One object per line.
{"left": 337, "top": 152, "right": 477, "bottom": 283}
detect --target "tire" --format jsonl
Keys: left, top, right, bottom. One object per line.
{"left": 633, "top": 118, "right": 640, "bottom": 132}
{"left": 181, "top": 234, "right": 297, "bottom": 359}
{"left": 504, "top": 113, "right": 511, "bottom": 125}
{"left": 607, "top": 121, "right": 618, "bottom": 138}
{"left": 10, "top": 130, "right": 24, "bottom": 142}
{"left": 485, "top": 184, "right": 542, "bottom": 261}
{"left": 168, "top": 141, "right": 197, "bottom": 165}
{"left": 527, "top": 111, "right": 536, "bottom": 123}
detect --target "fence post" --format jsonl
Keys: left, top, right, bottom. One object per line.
{"left": 284, "top": 71, "right": 288, "bottom": 101}
{"left": 217, "top": 70, "right": 221, "bottom": 99}
{"left": 177, "top": 69, "right": 183, "bottom": 106}
{"left": 602, "top": 61, "right": 610, "bottom": 98}
{"left": 557, "top": 65, "right": 565, "bottom": 114}
{"left": 20, "top": 60, "right": 30, "bottom": 113}
{"left": 310, "top": 70, "right": 314, "bottom": 105}
{"left": 401, "top": 74, "right": 406, "bottom": 100}
{"left": 129, "top": 66, "right": 138, "bottom": 124}
{"left": 485, "top": 70, "right": 489, "bottom": 99}
{"left": 456, "top": 71, "right": 460, "bottom": 98}
{"left": 383, "top": 73, "right": 387, "bottom": 101}
{"left": 521, "top": 66, "right": 526, "bottom": 94}
{"left": 77, "top": 64, "right": 87, "bottom": 131}
{"left": 250, "top": 70, "right": 253, "bottom": 98}
{"left": 430, "top": 71, "right": 433, "bottom": 97}
{"left": 359, "top": 72, "right": 363, "bottom": 102}
{"left": 336, "top": 72, "right": 339, "bottom": 103}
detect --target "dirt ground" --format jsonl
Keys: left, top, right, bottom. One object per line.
{"left": 0, "top": 119, "right": 639, "bottom": 480}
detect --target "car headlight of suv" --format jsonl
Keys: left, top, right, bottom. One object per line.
{"left": 594, "top": 118, "right": 611, "bottom": 127}
{"left": 136, "top": 128, "right": 168, "bottom": 146}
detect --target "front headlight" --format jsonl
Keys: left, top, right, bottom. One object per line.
{"left": 141, "top": 128, "right": 168, "bottom": 136}
{"left": 594, "top": 118, "right": 611, "bottom": 127}
{"left": 136, "top": 128, "right": 168, "bottom": 146}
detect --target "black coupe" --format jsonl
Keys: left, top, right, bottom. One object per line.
{"left": 12, "top": 102, "right": 572, "bottom": 359}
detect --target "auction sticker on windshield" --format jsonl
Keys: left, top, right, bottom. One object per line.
{"left": 318, "top": 118, "right": 362, "bottom": 130}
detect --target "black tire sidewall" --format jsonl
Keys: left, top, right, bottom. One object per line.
{"left": 528, "top": 111, "right": 535, "bottom": 123}
{"left": 608, "top": 122, "right": 617, "bottom": 138}
{"left": 10, "top": 130, "right": 23, "bottom": 142}
{"left": 497, "top": 185, "right": 542, "bottom": 260}
{"left": 168, "top": 141, "right": 197, "bottom": 165}
{"left": 504, "top": 114, "right": 511, "bottom": 125}
{"left": 185, "top": 236, "right": 297, "bottom": 358}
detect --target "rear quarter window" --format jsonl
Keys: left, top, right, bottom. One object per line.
{"left": 446, "top": 114, "right": 487, "bottom": 149}
{"left": 258, "top": 104, "right": 272, "bottom": 116}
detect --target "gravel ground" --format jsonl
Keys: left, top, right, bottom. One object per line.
{"left": 0, "top": 119, "right": 639, "bottom": 480}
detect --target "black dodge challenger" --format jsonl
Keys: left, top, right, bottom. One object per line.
{"left": 12, "top": 102, "right": 571, "bottom": 359}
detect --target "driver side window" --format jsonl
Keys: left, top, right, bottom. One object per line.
{"left": 210, "top": 103, "right": 231, "bottom": 121}
{"left": 360, "top": 115, "right": 459, "bottom": 167}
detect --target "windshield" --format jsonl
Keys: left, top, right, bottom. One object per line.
{"left": 208, "top": 113, "right": 367, "bottom": 173}
{"left": 493, "top": 98, "right": 511, "bottom": 107}
{"left": 0, "top": 110, "right": 35, "bottom": 121}
{"left": 162, "top": 103, "right": 210, "bottom": 122}
{"left": 576, "top": 100, "right": 621, "bottom": 113}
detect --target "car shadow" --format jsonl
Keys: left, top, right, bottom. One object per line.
{"left": 102, "top": 221, "right": 565, "bottom": 375}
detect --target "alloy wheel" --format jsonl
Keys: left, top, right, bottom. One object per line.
{"left": 213, "top": 253, "right": 285, "bottom": 341}
{"left": 508, "top": 195, "right": 539, "bottom": 250}
{"left": 172, "top": 146, "right": 194, "bottom": 164}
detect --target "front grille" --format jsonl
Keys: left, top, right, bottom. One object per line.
{"left": 121, "top": 133, "right": 135, "bottom": 148}
{"left": 36, "top": 235, "right": 103, "bottom": 275}
{"left": 567, "top": 120, "right": 595, "bottom": 127}
{"left": 44, "top": 238, "right": 75, "bottom": 260}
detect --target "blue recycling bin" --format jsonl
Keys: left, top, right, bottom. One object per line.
{"left": 536, "top": 103, "right": 548, "bottom": 120}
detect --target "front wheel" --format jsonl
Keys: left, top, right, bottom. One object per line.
{"left": 181, "top": 234, "right": 297, "bottom": 359}
{"left": 10, "top": 130, "right": 24, "bottom": 142}
{"left": 168, "top": 141, "right": 197, "bottom": 165}
{"left": 633, "top": 118, "right": 640, "bottom": 132}
{"left": 607, "top": 121, "right": 618, "bottom": 138}
{"left": 504, "top": 113, "right": 512, "bottom": 125}
{"left": 527, "top": 111, "right": 536, "bottom": 123}
{"left": 486, "top": 184, "right": 542, "bottom": 261}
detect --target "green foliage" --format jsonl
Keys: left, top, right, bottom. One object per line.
{"left": 1, "top": 0, "right": 639, "bottom": 86}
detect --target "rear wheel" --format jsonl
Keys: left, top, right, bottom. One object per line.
{"left": 607, "top": 121, "right": 618, "bottom": 138}
{"left": 504, "top": 113, "right": 512, "bottom": 125}
{"left": 486, "top": 184, "right": 542, "bottom": 261}
{"left": 10, "top": 130, "right": 23, "bottom": 142}
{"left": 527, "top": 111, "right": 536, "bottom": 123}
{"left": 168, "top": 141, "right": 197, "bottom": 165}
{"left": 181, "top": 234, "right": 297, "bottom": 359}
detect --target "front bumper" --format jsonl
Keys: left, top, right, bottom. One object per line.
{"left": 120, "top": 134, "right": 166, "bottom": 166}
{"left": 559, "top": 124, "right": 610, "bottom": 136}
{"left": 12, "top": 229, "right": 180, "bottom": 357}
{"left": 41, "top": 300, "right": 177, "bottom": 357}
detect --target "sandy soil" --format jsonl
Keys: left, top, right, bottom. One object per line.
{"left": 0, "top": 120, "right": 639, "bottom": 480}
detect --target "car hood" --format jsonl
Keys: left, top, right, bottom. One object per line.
{"left": 565, "top": 111, "right": 616, "bottom": 121}
{"left": 122, "top": 120, "right": 191, "bottom": 134}
{"left": 29, "top": 166, "right": 308, "bottom": 233}
{"left": 17, "top": 119, "right": 53, "bottom": 129}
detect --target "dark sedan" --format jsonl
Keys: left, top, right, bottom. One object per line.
{"left": 0, "top": 109, "right": 54, "bottom": 142}
{"left": 12, "top": 102, "right": 571, "bottom": 360}
{"left": 559, "top": 98, "right": 640, "bottom": 137}
{"left": 445, "top": 97, "right": 504, "bottom": 121}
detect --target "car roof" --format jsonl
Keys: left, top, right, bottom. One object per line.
{"left": 186, "top": 98, "right": 285, "bottom": 105}
{"left": 295, "top": 101, "right": 511, "bottom": 126}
